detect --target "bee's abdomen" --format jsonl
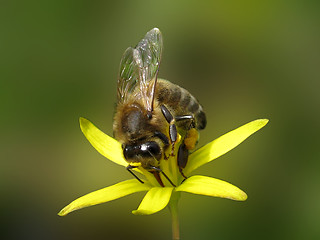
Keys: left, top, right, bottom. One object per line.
{"left": 156, "top": 79, "right": 206, "bottom": 130}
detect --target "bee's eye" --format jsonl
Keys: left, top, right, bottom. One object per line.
{"left": 124, "top": 142, "right": 161, "bottom": 160}
{"left": 139, "top": 142, "right": 161, "bottom": 160}
{"left": 146, "top": 142, "right": 161, "bottom": 156}
{"left": 123, "top": 145, "right": 135, "bottom": 159}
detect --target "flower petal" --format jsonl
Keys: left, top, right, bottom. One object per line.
{"left": 80, "top": 117, "right": 127, "bottom": 167}
{"left": 185, "top": 119, "right": 269, "bottom": 174}
{"left": 58, "top": 179, "right": 151, "bottom": 216}
{"left": 132, "top": 187, "right": 174, "bottom": 215}
{"left": 175, "top": 175, "right": 247, "bottom": 201}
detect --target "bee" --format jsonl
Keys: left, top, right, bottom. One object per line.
{"left": 113, "top": 28, "right": 206, "bottom": 187}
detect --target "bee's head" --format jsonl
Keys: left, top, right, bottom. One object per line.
{"left": 123, "top": 141, "right": 162, "bottom": 163}
{"left": 119, "top": 103, "right": 152, "bottom": 140}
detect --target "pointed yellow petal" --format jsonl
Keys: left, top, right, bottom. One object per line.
{"left": 185, "top": 119, "right": 269, "bottom": 175}
{"left": 176, "top": 175, "right": 247, "bottom": 201}
{"left": 132, "top": 187, "right": 174, "bottom": 215}
{"left": 80, "top": 117, "right": 128, "bottom": 167}
{"left": 58, "top": 179, "right": 151, "bottom": 216}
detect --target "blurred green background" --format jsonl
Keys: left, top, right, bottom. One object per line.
{"left": 1, "top": 0, "right": 319, "bottom": 239}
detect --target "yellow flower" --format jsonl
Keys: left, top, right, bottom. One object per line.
{"left": 58, "top": 118, "right": 268, "bottom": 216}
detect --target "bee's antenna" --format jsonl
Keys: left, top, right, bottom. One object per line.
{"left": 161, "top": 171, "right": 176, "bottom": 187}
{"left": 149, "top": 166, "right": 176, "bottom": 187}
{"left": 126, "top": 165, "right": 144, "bottom": 184}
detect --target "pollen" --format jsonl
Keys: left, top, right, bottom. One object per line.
{"left": 184, "top": 128, "right": 199, "bottom": 150}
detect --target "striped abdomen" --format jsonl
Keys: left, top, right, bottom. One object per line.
{"left": 155, "top": 79, "right": 206, "bottom": 130}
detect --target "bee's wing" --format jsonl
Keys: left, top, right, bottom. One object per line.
{"left": 117, "top": 47, "right": 138, "bottom": 102}
{"left": 134, "top": 28, "right": 163, "bottom": 113}
{"left": 117, "top": 28, "right": 163, "bottom": 113}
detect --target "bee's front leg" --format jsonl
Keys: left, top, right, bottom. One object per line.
{"left": 154, "top": 131, "right": 170, "bottom": 159}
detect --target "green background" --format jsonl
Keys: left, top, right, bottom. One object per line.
{"left": 1, "top": 1, "right": 319, "bottom": 239}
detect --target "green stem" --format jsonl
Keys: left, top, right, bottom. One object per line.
{"left": 169, "top": 192, "right": 181, "bottom": 240}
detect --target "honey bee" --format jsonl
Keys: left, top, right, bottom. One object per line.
{"left": 113, "top": 28, "right": 206, "bottom": 187}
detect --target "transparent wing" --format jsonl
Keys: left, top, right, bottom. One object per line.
{"left": 117, "top": 47, "right": 138, "bottom": 102}
{"left": 134, "top": 28, "right": 163, "bottom": 113}
{"left": 117, "top": 28, "right": 163, "bottom": 113}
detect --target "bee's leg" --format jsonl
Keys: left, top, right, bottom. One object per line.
{"left": 175, "top": 114, "right": 196, "bottom": 130}
{"left": 149, "top": 166, "right": 176, "bottom": 187}
{"left": 177, "top": 128, "right": 199, "bottom": 180}
{"left": 175, "top": 115, "right": 194, "bottom": 124}
{"left": 126, "top": 165, "right": 144, "bottom": 184}
{"left": 154, "top": 131, "right": 169, "bottom": 145}
{"left": 177, "top": 142, "right": 189, "bottom": 180}
{"left": 154, "top": 131, "right": 170, "bottom": 159}
{"left": 160, "top": 105, "right": 177, "bottom": 155}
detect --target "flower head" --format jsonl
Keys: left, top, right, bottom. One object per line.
{"left": 58, "top": 118, "right": 268, "bottom": 216}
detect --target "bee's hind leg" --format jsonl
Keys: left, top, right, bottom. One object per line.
{"left": 160, "top": 105, "right": 196, "bottom": 156}
{"left": 177, "top": 142, "right": 189, "bottom": 180}
{"left": 177, "top": 128, "right": 199, "bottom": 181}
